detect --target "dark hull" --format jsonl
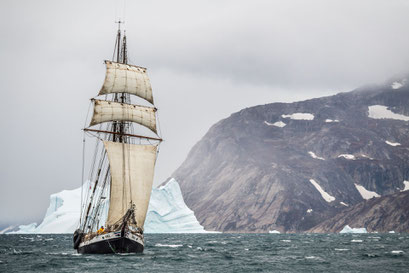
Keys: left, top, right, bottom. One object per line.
{"left": 78, "top": 236, "right": 143, "bottom": 254}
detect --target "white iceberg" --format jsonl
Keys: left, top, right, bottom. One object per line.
{"left": 144, "top": 178, "right": 206, "bottom": 233}
{"left": 269, "top": 230, "right": 280, "bottom": 234}
{"left": 10, "top": 178, "right": 207, "bottom": 234}
{"left": 340, "top": 225, "right": 367, "bottom": 234}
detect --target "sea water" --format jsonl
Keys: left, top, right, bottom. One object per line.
{"left": 1, "top": 233, "right": 408, "bottom": 272}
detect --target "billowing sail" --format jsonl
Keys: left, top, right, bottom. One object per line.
{"left": 89, "top": 99, "right": 157, "bottom": 133}
{"left": 99, "top": 61, "right": 154, "bottom": 104}
{"left": 104, "top": 141, "right": 157, "bottom": 229}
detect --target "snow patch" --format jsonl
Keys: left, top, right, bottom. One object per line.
{"left": 389, "top": 231, "right": 395, "bottom": 234}
{"left": 401, "top": 181, "right": 409, "bottom": 192}
{"left": 306, "top": 209, "right": 313, "bottom": 213}
{"left": 281, "top": 113, "right": 314, "bottom": 120}
{"left": 391, "top": 79, "right": 406, "bottom": 89}
{"left": 354, "top": 184, "right": 380, "bottom": 200}
{"left": 340, "top": 202, "right": 349, "bottom": 207}
{"left": 309, "top": 179, "right": 335, "bottom": 202}
{"left": 385, "top": 141, "right": 401, "bottom": 146}
{"left": 10, "top": 178, "right": 207, "bottom": 234}
{"left": 340, "top": 225, "right": 367, "bottom": 234}
{"left": 368, "top": 105, "right": 409, "bottom": 121}
{"left": 308, "top": 151, "right": 325, "bottom": 160}
{"left": 325, "top": 119, "right": 339, "bottom": 123}
{"left": 264, "top": 120, "right": 286, "bottom": 128}
{"left": 360, "top": 154, "right": 374, "bottom": 160}
{"left": 338, "top": 154, "right": 356, "bottom": 160}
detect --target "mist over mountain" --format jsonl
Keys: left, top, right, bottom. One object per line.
{"left": 170, "top": 77, "right": 409, "bottom": 232}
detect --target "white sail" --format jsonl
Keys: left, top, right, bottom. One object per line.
{"left": 89, "top": 99, "right": 157, "bottom": 133}
{"left": 99, "top": 61, "right": 154, "bottom": 104}
{"left": 104, "top": 141, "right": 157, "bottom": 229}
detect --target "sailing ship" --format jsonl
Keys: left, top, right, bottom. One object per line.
{"left": 73, "top": 22, "right": 162, "bottom": 254}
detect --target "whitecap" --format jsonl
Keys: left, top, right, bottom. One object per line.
{"left": 351, "top": 239, "right": 363, "bottom": 242}
{"left": 155, "top": 243, "right": 183, "bottom": 248}
{"left": 335, "top": 248, "right": 349, "bottom": 251}
{"left": 245, "top": 248, "right": 249, "bottom": 251}
{"left": 280, "top": 240, "right": 291, "bottom": 242}
{"left": 391, "top": 250, "right": 404, "bottom": 254}
{"left": 305, "top": 256, "right": 323, "bottom": 260}
{"left": 187, "top": 245, "right": 193, "bottom": 248}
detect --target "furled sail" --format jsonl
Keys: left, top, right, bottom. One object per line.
{"left": 104, "top": 141, "right": 157, "bottom": 229}
{"left": 99, "top": 61, "right": 154, "bottom": 104}
{"left": 89, "top": 99, "right": 157, "bottom": 133}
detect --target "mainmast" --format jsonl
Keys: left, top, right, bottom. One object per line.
{"left": 112, "top": 20, "right": 127, "bottom": 143}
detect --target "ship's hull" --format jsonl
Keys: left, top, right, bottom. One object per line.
{"left": 77, "top": 231, "right": 144, "bottom": 254}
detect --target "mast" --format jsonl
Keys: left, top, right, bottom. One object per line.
{"left": 80, "top": 22, "right": 161, "bottom": 234}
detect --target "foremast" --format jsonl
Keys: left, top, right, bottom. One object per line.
{"left": 79, "top": 22, "right": 162, "bottom": 236}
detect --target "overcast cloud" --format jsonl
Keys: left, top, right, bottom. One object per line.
{"left": 1, "top": 0, "right": 408, "bottom": 227}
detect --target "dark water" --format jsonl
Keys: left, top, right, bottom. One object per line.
{"left": 1, "top": 233, "right": 408, "bottom": 272}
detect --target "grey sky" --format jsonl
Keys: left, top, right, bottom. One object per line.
{"left": 1, "top": 0, "right": 409, "bottom": 226}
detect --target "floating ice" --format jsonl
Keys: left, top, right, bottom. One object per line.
{"left": 340, "top": 225, "right": 367, "bottom": 234}
{"left": 10, "top": 178, "right": 207, "bottom": 234}
{"left": 144, "top": 178, "right": 207, "bottom": 233}
{"left": 325, "top": 119, "right": 339, "bottom": 123}
{"left": 385, "top": 141, "right": 401, "bottom": 146}
{"left": 281, "top": 113, "right": 314, "bottom": 120}
{"left": 340, "top": 202, "right": 349, "bottom": 207}
{"left": 368, "top": 105, "right": 409, "bottom": 121}
{"left": 306, "top": 209, "right": 313, "bottom": 213}
{"left": 338, "top": 154, "right": 356, "bottom": 160}
{"left": 308, "top": 151, "right": 325, "bottom": 160}
{"left": 264, "top": 120, "right": 286, "bottom": 128}
{"left": 268, "top": 230, "right": 280, "bottom": 234}
{"left": 354, "top": 184, "right": 380, "bottom": 200}
{"left": 309, "top": 179, "right": 335, "bottom": 202}
{"left": 389, "top": 231, "right": 395, "bottom": 234}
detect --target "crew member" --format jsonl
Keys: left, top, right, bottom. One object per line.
{"left": 97, "top": 226, "right": 105, "bottom": 234}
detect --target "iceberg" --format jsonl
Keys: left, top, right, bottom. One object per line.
{"left": 268, "top": 230, "right": 280, "bottom": 234}
{"left": 340, "top": 225, "right": 367, "bottom": 234}
{"left": 144, "top": 178, "right": 206, "bottom": 233}
{"left": 10, "top": 178, "right": 206, "bottom": 234}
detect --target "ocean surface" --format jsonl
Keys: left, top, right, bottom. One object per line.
{"left": 0, "top": 233, "right": 408, "bottom": 272}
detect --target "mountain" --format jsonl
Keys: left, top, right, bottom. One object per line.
{"left": 10, "top": 179, "right": 206, "bottom": 234}
{"left": 171, "top": 77, "right": 409, "bottom": 233}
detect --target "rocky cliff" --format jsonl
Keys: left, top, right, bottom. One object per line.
{"left": 309, "top": 190, "right": 409, "bottom": 233}
{"left": 171, "top": 77, "right": 409, "bottom": 232}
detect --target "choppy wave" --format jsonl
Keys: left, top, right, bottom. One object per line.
{"left": 1, "top": 233, "right": 408, "bottom": 272}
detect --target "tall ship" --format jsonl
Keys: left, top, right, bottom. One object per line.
{"left": 73, "top": 22, "right": 162, "bottom": 254}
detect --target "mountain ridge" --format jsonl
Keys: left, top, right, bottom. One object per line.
{"left": 171, "top": 77, "right": 409, "bottom": 232}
